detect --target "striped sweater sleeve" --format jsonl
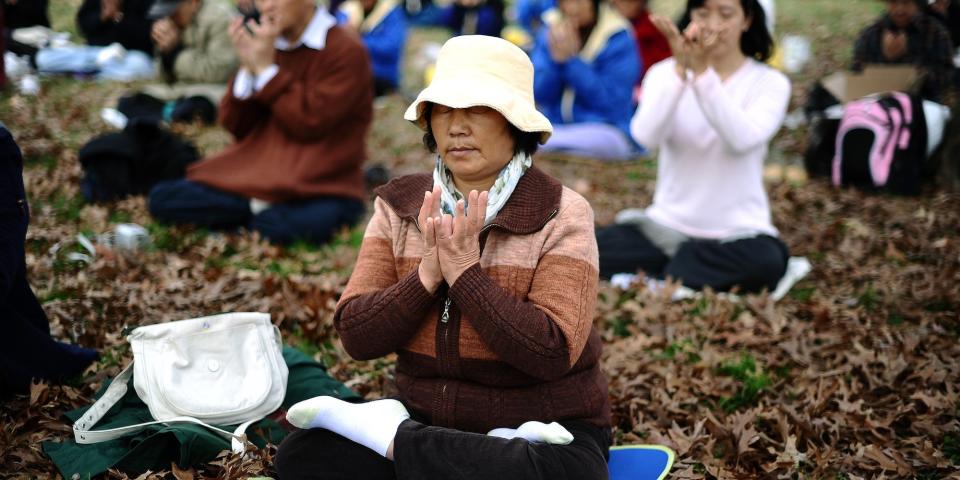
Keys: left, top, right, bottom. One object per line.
{"left": 334, "top": 197, "right": 436, "bottom": 360}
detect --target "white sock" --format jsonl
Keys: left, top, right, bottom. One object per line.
{"left": 286, "top": 396, "right": 410, "bottom": 457}
{"left": 486, "top": 421, "right": 574, "bottom": 445}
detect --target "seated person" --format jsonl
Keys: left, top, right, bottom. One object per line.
{"left": 34, "top": 0, "right": 156, "bottom": 81}
{"left": 611, "top": 0, "right": 670, "bottom": 89}
{"left": 598, "top": 0, "right": 791, "bottom": 294}
{"left": 437, "top": 0, "right": 505, "bottom": 36}
{"left": 531, "top": 0, "right": 641, "bottom": 161}
{"left": 2, "top": 0, "right": 50, "bottom": 59}
{"left": 927, "top": 0, "right": 960, "bottom": 48}
{"left": 515, "top": 0, "right": 554, "bottom": 36}
{"left": 1, "top": 124, "right": 98, "bottom": 398}
{"left": 149, "top": 0, "right": 238, "bottom": 85}
{"left": 274, "top": 35, "right": 611, "bottom": 480}
{"left": 337, "top": 0, "right": 408, "bottom": 96}
{"left": 852, "top": 0, "right": 954, "bottom": 102}
{"left": 148, "top": 0, "right": 372, "bottom": 246}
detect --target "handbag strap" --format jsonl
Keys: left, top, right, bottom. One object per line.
{"left": 72, "top": 362, "right": 257, "bottom": 454}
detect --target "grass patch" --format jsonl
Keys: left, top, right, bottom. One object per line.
{"left": 654, "top": 339, "right": 701, "bottom": 364}
{"left": 790, "top": 286, "right": 816, "bottom": 302}
{"left": 717, "top": 353, "right": 773, "bottom": 413}
{"left": 945, "top": 431, "right": 960, "bottom": 465}
{"left": 857, "top": 285, "right": 880, "bottom": 311}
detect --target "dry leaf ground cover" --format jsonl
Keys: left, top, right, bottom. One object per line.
{"left": 1, "top": 0, "right": 959, "bottom": 478}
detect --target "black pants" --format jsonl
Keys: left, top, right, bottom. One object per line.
{"left": 597, "top": 224, "right": 789, "bottom": 293}
{"left": 275, "top": 419, "right": 611, "bottom": 480}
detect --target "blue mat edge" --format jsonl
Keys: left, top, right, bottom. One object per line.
{"left": 609, "top": 445, "right": 676, "bottom": 480}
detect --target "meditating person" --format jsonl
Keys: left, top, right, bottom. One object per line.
{"left": 927, "top": 0, "right": 960, "bottom": 48}
{"left": 531, "top": 0, "right": 641, "bottom": 161}
{"left": 34, "top": 0, "right": 157, "bottom": 80}
{"left": 337, "top": 0, "right": 408, "bottom": 96}
{"left": 852, "top": 0, "right": 954, "bottom": 101}
{"left": 148, "top": 0, "right": 237, "bottom": 85}
{"left": 148, "top": 0, "right": 372, "bottom": 245}
{"left": 275, "top": 35, "right": 610, "bottom": 479}
{"left": 437, "top": 0, "right": 505, "bottom": 37}
{"left": 2, "top": 0, "right": 50, "bottom": 64}
{"left": 610, "top": 0, "right": 670, "bottom": 95}
{"left": 597, "top": 0, "right": 791, "bottom": 294}
{"left": 1, "top": 125, "right": 99, "bottom": 398}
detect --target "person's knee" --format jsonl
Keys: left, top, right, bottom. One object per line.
{"left": 743, "top": 240, "right": 789, "bottom": 290}
{"left": 147, "top": 181, "right": 178, "bottom": 219}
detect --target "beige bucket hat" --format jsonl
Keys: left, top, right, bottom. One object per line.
{"left": 404, "top": 35, "right": 553, "bottom": 144}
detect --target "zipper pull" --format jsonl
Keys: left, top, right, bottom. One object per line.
{"left": 17, "top": 199, "right": 26, "bottom": 215}
{"left": 440, "top": 297, "right": 451, "bottom": 323}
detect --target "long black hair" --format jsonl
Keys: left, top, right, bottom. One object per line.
{"left": 678, "top": 0, "right": 774, "bottom": 62}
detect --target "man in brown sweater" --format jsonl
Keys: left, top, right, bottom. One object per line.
{"left": 148, "top": 0, "right": 373, "bottom": 245}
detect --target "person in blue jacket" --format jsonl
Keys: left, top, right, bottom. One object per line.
{"left": 337, "top": 0, "right": 408, "bottom": 96}
{"left": 0, "top": 124, "right": 98, "bottom": 398}
{"left": 437, "top": 0, "right": 505, "bottom": 36}
{"left": 532, "top": 0, "right": 641, "bottom": 160}
{"left": 516, "top": 0, "right": 554, "bottom": 36}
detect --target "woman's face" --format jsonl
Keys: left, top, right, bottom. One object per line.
{"left": 559, "top": 0, "right": 596, "bottom": 28}
{"left": 688, "top": 0, "right": 751, "bottom": 58}
{"left": 887, "top": 0, "right": 920, "bottom": 29}
{"left": 429, "top": 104, "right": 515, "bottom": 188}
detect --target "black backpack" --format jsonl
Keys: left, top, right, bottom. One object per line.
{"left": 831, "top": 92, "right": 929, "bottom": 195}
{"left": 79, "top": 119, "right": 199, "bottom": 202}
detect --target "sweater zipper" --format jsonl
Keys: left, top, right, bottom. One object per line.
{"left": 440, "top": 297, "right": 451, "bottom": 323}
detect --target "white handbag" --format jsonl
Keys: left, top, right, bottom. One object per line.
{"left": 73, "top": 312, "right": 289, "bottom": 453}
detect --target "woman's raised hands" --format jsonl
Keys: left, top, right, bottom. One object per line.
{"left": 651, "top": 14, "right": 718, "bottom": 79}
{"left": 432, "top": 190, "right": 489, "bottom": 287}
{"left": 417, "top": 187, "right": 443, "bottom": 294}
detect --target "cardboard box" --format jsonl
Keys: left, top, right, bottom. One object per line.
{"left": 820, "top": 65, "right": 918, "bottom": 103}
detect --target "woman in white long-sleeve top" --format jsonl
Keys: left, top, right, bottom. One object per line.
{"left": 597, "top": 0, "right": 791, "bottom": 294}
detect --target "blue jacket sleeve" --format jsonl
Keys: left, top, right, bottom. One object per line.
{"left": 561, "top": 30, "right": 640, "bottom": 119}
{"left": 363, "top": 8, "right": 407, "bottom": 66}
{"left": 532, "top": 31, "right": 565, "bottom": 107}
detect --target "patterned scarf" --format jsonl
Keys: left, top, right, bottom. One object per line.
{"left": 433, "top": 152, "right": 532, "bottom": 225}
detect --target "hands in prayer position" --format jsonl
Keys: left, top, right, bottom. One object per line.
{"left": 100, "top": 0, "right": 123, "bottom": 23}
{"left": 151, "top": 18, "right": 180, "bottom": 53}
{"left": 417, "top": 187, "right": 489, "bottom": 294}
{"left": 651, "top": 14, "right": 719, "bottom": 78}
{"left": 882, "top": 29, "right": 908, "bottom": 61}
{"left": 228, "top": 14, "right": 279, "bottom": 75}
{"left": 547, "top": 20, "right": 582, "bottom": 63}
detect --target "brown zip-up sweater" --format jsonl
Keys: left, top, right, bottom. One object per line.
{"left": 334, "top": 167, "right": 610, "bottom": 433}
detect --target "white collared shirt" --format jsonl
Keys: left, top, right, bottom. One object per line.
{"left": 232, "top": 6, "right": 337, "bottom": 99}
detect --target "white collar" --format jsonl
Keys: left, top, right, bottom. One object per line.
{"left": 274, "top": 5, "right": 336, "bottom": 51}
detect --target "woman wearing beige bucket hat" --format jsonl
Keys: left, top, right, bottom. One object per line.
{"left": 275, "top": 35, "right": 612, "bottom": 480}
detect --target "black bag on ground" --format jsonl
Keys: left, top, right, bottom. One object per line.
{"left": 117, "top": 93, "right": 217, "bottom": 125}
{"left": 831, "top": 92, "right": 928, "bottom": 195}
{"left": 79, "top": 119, "right": 199, "bottom": 202}
{"left": 803, "top": 82, "right": 842, "bottom": 179}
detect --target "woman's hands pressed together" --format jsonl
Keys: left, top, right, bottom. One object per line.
{"left": 651, "top": 14, "right": 719, "bottom": 79}
{"left": 417, "top": 189, "right": 489, "bottom": 293}
{"left": 417, "top": 186, "right": 444, "bottom": 294}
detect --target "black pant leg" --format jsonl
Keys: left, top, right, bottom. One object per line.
{"left": 275, "top": 428, "right": 397, "bottom": 480}
{"left": 596, "top": 224, "right": 669, "bottom": 279}
{"left": 393, "top": 420, "right": 610, "bottom": 480}
{"left": 665, "top": 235, "right": 789, "bottom": 293}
